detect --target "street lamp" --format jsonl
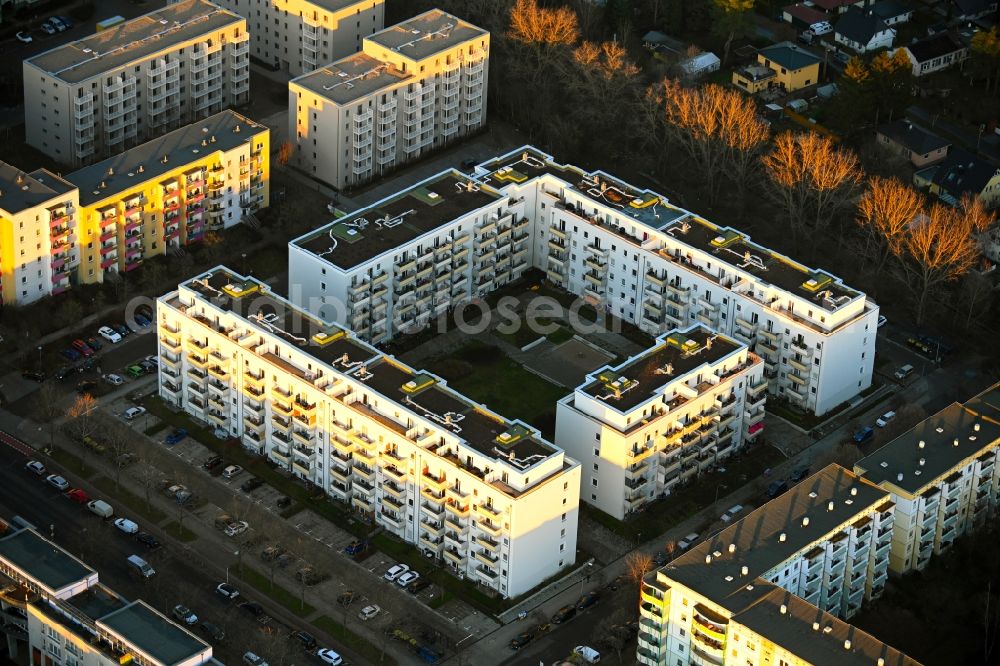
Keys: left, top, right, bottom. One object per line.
{"left": 37, "top": 346, "right": 42, "bottom": 369}
{"left": 578, "top": 561, "right": 594, "bottom": 598}
{"left": 226, "top": 550, "right": 240, "bottom": 583}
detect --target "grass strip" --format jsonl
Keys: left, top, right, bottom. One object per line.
{"left": 313, "top": 615, "right": 398, "bottom": 665}
{"left": 236, "top": 564, "right": 315, "bottom": 617}
{"left": 92, "top": 475, "right": 168, "bottom": 523}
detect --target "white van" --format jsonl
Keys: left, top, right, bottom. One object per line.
{"left": 574, "top": 646, "right": 601, "bottom": 663}
{"left": 87, "top": 500, "right": 113, "bottom": 519}
{"left": 127, "top": 554, "right": 155, "bottom": 578}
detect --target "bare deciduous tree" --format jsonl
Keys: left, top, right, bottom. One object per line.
{"left": 856, "top": 176, "right": 924, "bottom": 275}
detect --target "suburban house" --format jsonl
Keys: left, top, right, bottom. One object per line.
{"left": 916, "top": 149, "right": 1000, "bottom": 207}
{"left": 732, "top": 41, "right": 821, "bottom": 94}
{"left": 951, "top": 0, "right": 998, "bottom": 21}
{"left": 678, "top": 51, "right": 721, "bottom": 79}
{"left": 873, "top": 0, "right": 914, "bottom": 24}
{"left": 835, "top": 7, "right": 896, "bottom": 53}
{"left": 782, "top": 3, "right": 830, "bottom": 28}
{"left": 811, "top": 0, "right": 874, "bottom": 14}
{"left": 897, "top": 32, "right": 969, "bottom": 77}
{"left": 876, "top": 120, "right": 951, "bottom": 167}
{"left": 641, "top": 31, "right": 686, "bottom": 56}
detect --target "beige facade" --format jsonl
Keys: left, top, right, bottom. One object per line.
{"left": 24, "top": 0, "right": 249, "bottom": 167}
{"left": 200, "top": 0, "right": 384, "bottom": 75}
{"left": 157, "top": 267, "right": 580, "bottom": 598}
{"left": 289, "top": 9, "right": 489, "bottom": 188}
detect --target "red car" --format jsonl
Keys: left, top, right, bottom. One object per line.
{"left": 71, "top": 339, "right": 94, "bottom": 357}
{"left": 65, "top": 488, "right": 90, "bottom": 503}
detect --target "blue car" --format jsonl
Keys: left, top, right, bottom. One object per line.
{"left": 134, "top": 314, "right": 151, "bottom": 327}
{"left": 165, "top": 428, "right": 188, "bottom": 445}
{"left": 853, "top": 427, "right": 874, "bottom": 444}
{"left": 61, "top": 348, "right": 81, "bottom": 361}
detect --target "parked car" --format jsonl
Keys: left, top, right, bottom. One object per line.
{"left": 21, "top": 370, "right": 45, "bottom": 382}
{"left": 576, "top": 591, "right": 599, "bottom": 611}
{"left": 16, "top": 31, "right": 32, "bottom": 43}
{"left": 164, "top": 428, "right": 188, "bottom": 445}
{"left": 143, "top": 355, "right": 159, "bottom": 368}
{"left": 573, "top": 645, "right": 601, "bottom": 664}
{"left": 344, "top": 540, "right": 366, "bottom": 556}
{"left": 894, "top": 364, "right": 915, "bottom": 380}
{"left": 199, "top": 621, "right": 225, "bottom": 641}
{"left": 408, "top": 579, "right": 431, "bottom": 595}
{"left": 203, "top": 455, "right": 223, "bottom": 470}
{"left": 766, "top": 480, "right": 789, "bottom": 499}
{"left": 123, "top": 406, "right": 146, "bottom": 420}
{"left": 87, "top": 500, "right": 113, "bottom": 518}
{"left": 396, "top": 571, "right": 420, "bottom": 587}
{"left": 53, "top": 16, "right": 72, "bottom": 30}
{"left": 224, "top": 521, "right": 249, "bottom": 537}
{"left": 76, "top": 380, "right": 97, "bottom": 396}
{"left": 314, "top": 649, "right": 343, "bottom": 666}
{"left": 853, "top": 426, "right": 875, "bottom": 443}
{"left": 114, "top": 324, "right": 131, "bottom": 337}
{"left": 85, "top": 336, "right": 103, "bottom": 350}
{"left": 239, "top": 601, "right": 264, "bottom": 616}
{"left": 510, "top": 632, "right": 533, "bottom": 650}
{"left": 276, "top": 496, "right": 292, "bottom": 508}
{"left": 136, "top": 532, "right": 161, "bottom": 549}
{"left": 383, "top": 563, "right": 409, "bottom": 581}
{"left": 25, "top": 460, "right": 46, "bottom": 475}
{"left": 221, "top": 464, "right": 243, "bottom": 479}
{"left": 677, "top": 533, "right": 700, "bottom": 550}
{"left": 114, "top": 518, "right": 139, "bottom": 535}
{"left": 172, "top": 605, "right": 198, "bottom": 625}
{"left": 216, "top": 582, "right": 240, "bottom": 599}
{"left": 60, "top": 348, "right": 81, "bottom": 362}
{"left": 790, "top": 467, "right": 810, "bottom": 483}
{"left": 139, "top": 359, "right": 156, "bottom": 373}
{"left": 551, "top": 605, "right": 576, "bottom": 624}
{"left": 260, "top": 545, "right": 285, "bottom": 562}
{"left": 358, "top": 605, "right": 381, "bottom": 621}
{"left": 876, "top": 411, "right": 896, "bottom": 427}
{"left": 126, "top": 365, "right": 145, "bottom": 378}
{"left": 103, "top": 373, "right": 124, "bottom": 386}
{"left": 99, "top": 326, "right": 122, "bottom": 343}
{"left": 240, "top": 477, "right": 265, "bottom": 493}
{"left": 40, "top": 21, "right": 57, "bottom": 35}
{"left": 242, "top": 652, "right": 267, "bottom": 666}
{"left": 54, "top": 366, "right": 73, "bottom": 381}
{"left": 71, "top": 339, "right": 94, "bottom": 357}
{"left": 720, "top": 504, "right": 744, "bottom": 522}
{"left": 134, "top": 313, "right": 151, "bottom": 327}
{"left": 46, "top": 474, "right": 69, "bottom": 491}
{"left": 64, "top": 488, "right": 89, "bottom": 503}
{"left": 290, "top": 630, "right": 317, "bottom": 650}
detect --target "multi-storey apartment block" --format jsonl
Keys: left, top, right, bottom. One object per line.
{"left": 289, "top": 147, "right": 877, "bottom": 415}
{"left": 0, "top": 162, "right": 79, "bottom": 305}
{"left": 854, "top": 385, "right": 1000, "bottom": 574}
{"left": 24, "top": 0, "right": 249, "bottom": 166}
{"left": 65, "top": 110, "right": 269, "bottom": 282}
{"left": 0, "top": 525, "right": 212, "bottom": 666}
{"left": 288, "top": 169, "right": 531, "bottom": 341}
{"left": 156, "top": 267, "right": 580, "bottom": 597}
{"left": 637, "top": 464, "right": 908, "bottom": 666}
{"left": 289, "top": 9, "right": 489, "bottom": 188}
{"left": 198, "top": 0, "right": 384, "bottom": 75}
{"left": 555, "top": 325, "right": 766, "bottom": 519}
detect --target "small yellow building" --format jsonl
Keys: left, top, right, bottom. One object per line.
{"left": 733, "top": 41, "right": 821, "bottom": 94}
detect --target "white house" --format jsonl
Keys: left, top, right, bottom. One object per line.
{"left": 678, "top": 52, "right": 721, "bottom": 80}
{"left": 834, "top": 7, "right": 896, "bottom": 53}
{"left": 897, "top": 32, "right": 969, "bottom": 77}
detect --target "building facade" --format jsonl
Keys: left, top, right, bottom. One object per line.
{"left": 24, "top": 0, "right": 249, "bottom": 167}
{"left": 289, "top": 9, "right": 489, "bottom": 189}
{"left": 732, "top": 41, "right": 820, "bottom": 94}
{"left": 190, "top": 0, "right": 384, "bottom": 75}
{"left": 156, "top": 267, "right": 581, "bottom": 597}
{"left": 289, "top": 146, "right": 879, "bottom": 416}
{"left": 0, "top": 526, "right": 212, "bottom": 666}
{"left": 0, "top": 163, "right": 79, "bottom": 305}
{"left": 854, "top": 387, "right": 1000, "bottom": 574}
{"left": 637, "top": 465, "right": 908, "bottom": 666}
{"left": 66, "top": 110, "right": 268, "bottom": 283}
{"left": 555, "top": 326, "right": 766, "bottom": 519}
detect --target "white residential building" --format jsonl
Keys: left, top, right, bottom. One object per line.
{"left": 289, "top": 9, "right": 489, "bottom": 188}
{"left": 156, "top": 267, "right": 581, "bottom": 597}
{"left": 190, "top": 0, "right": 384, "bottom": 75}
{"left": 0, "top": 526, "right": 212, "bottom": 666}
{"left": 555, "top": 325, "right": 766, "bottom": 519}
{"left": 289, "top": 146, "right": 879, "bottom": 416}
{"left": 0, "top": 162, "right": 80, "bottom": 305}
{"left": 24, "top": 0, "right": 249, "bottom": 167}
{"left": 854, "top": 385, "right": 1000, "bottom": 574}
{"left": 637, "top": 464, "right": 907, "bottom": 666}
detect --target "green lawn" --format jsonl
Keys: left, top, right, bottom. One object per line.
{"left": 162, "top": 521, "right": 198, "bottom": 542}
{"left": 313, "top": 616, "right": 398, "bottom": 665}
{"left": 236, "top": 564, "right": 315, "bottom": 617}
{"left": 50, "top": 447, "right": 98, "bottom": 479}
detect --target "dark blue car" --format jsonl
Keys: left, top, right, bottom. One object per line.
{"left": 165, "top": 428, "right": 188, "bottom": 445}
{"left": 60, "top": 348, "right": 81, "bottom": 361}
{"left": 853, "top": 427, "right": 874, "bottom": 444}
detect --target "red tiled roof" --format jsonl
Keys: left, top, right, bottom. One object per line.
{"left": 783, "top": 3, "right": 829, "bottom": 24}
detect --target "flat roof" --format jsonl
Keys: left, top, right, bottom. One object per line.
{"left": 477, "top": 147, "right": 860, "bottom": 312}
{"left": 664, "top": 464, "right": 887, "bottom": 613}
{"left": 855, "top": 401, "right": 1000, "bottom": 495}
{"left": 68, "top": 110, "right": 266, "bottom": 207}
{"left": 0, "top": 528, "right": 95, "bottom": 594}
{"left": 733, "top": 588, "right": 922, "bottom": 666}
{"left": 67, "top": 584, "right": 127, "bottom": 620}
{"left": 581, "top": 326, "right": 743, "bottom": 411}
{"left": 27, "top": 0, "right": 243, "bottom": 84}
{"left": 99, "top": 600, "right": 209, "bottom": 666}
{"left": 0, "top": 162, "right": 74, "bottom": 214}
{"left": 291, "top": 52, "right": 410, "bottom": 104}
{"left": 366, "top": 9, "right": 487, "bottom": 61}
{"left": 292, "top": 171, "right": 502, "bottom": 270}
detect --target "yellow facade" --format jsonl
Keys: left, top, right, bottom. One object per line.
{"left": 733, "top": 45, "right": 820, "bottom": 95}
